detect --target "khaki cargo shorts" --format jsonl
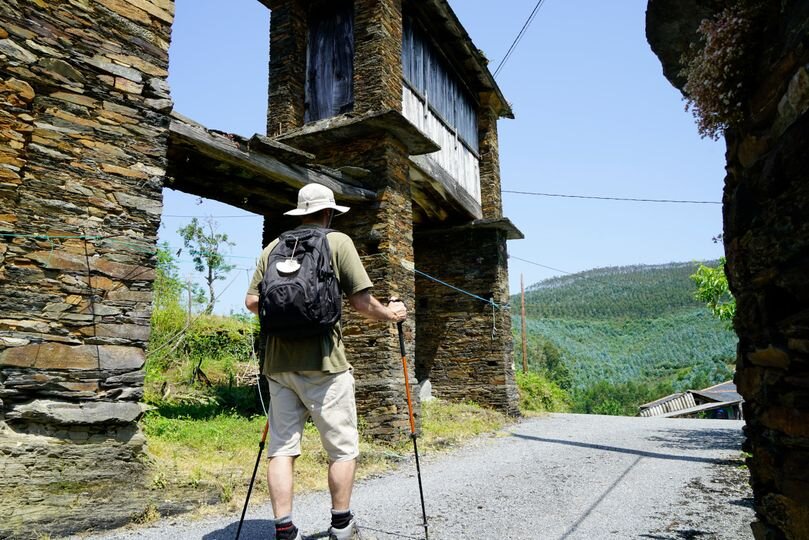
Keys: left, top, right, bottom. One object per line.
{"left": 266, "top": 369, "right": 359, "bottom": 462}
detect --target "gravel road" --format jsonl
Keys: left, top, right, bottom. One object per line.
{"left": 74, "top": 413, "right": 754, "bottom": 540}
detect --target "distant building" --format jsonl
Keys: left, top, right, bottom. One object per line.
{"left": 638, "top": 381, "right": 744, "bottom": 420}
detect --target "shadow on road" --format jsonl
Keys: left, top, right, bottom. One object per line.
{"left": 561, "top": 455, "right": 643, "bottom": 539}
{"left": 511, "top": 433, "right": 738, "bottom": 465}
{"left": 201, "top": 520, "right": 331, "bottom": 540}
{"left": 202, "top": 519, "right": 273, "bottom": 540}
{"left": 646, "top": 428, "right": 743, "bottom": 452}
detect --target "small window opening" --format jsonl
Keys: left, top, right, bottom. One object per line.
{"left": 305, "top": 0, "right": 355, "bottom": 122}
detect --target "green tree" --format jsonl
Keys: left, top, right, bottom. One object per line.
{"left": 691, "top": 257, "right": 736, "bottom": 326}
{"left": 178, "top": 218, "right": 235, "bottom": 314}
{"left": 154, "top": 242, "right": 183, "bottom": 310}
{"left": 537, "top": 339, "right": 573, "bottom": 390}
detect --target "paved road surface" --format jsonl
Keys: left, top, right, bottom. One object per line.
{"left": 76, "top": 413, "right": 753, "bottom": 540}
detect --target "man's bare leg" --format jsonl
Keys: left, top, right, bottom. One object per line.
{"left": 268, "top": 456, "right": 295, "bottom": 517}
{"left": 328, "top": 458, "right": 357, "bottom": 511}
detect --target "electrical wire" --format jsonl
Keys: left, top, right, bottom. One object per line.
{"left": 493, "top": 0, "right": 547, "bottom": 78}
{"left": 162, "top": 214, "right": 262, "bottom": 219}
{"left": 502, "top": 190, "right": 721, "bottom": 205}
{"left": 509, "top": 255, "right": 572, "bottom": 275}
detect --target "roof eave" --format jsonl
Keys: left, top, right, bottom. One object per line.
{"left": 414, "top": 0, "right": 514, "bottom": 119}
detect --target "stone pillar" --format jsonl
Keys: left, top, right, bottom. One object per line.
{"left": 410, "top": 99, "right": 519, "bottom": 415}
{"left": 479, "top": 100, "right": 503, "bottom": 219}
{"left": 414, "top": 227, "right": 519, "bottom": 415}
{"left": 0, "top": 0, "right": 173, "bottom": 536}
{"left": 266, "top": 0, "right": 307, "bottom": 135}
{"left": 310, "top": 135, "right": 416, "bottom": 440}
{"left": 728, "top": 82, "right": 809, "bottom": 540}
{"left": 353, "top": 0, "right": 403, "bottom": 115}
{"left": 647, "top": 2, "right": 809, "bottom": 538}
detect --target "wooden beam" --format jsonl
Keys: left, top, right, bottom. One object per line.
{"left": 168, "top": 119, "right": 377, "bottom": 202}
{"left": 249, "top": 134, "right": 315, "bottom": 164}
{"left": 415, "top": 217, "right": 524, "bottom": 241}
{"left": 410, "top": 155, "right": 482, "bottom": 220}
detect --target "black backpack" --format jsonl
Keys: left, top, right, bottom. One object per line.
{"left": 258, "top": 228, "right": 342, "bottom": 338}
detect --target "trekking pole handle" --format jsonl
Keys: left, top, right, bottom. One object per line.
{"left": 397, "top": 321, "right": 406, "bottom": 356}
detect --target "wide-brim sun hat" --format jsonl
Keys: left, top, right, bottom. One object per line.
{"left": 284, "top": 183, "right": 350, "bottom": 216}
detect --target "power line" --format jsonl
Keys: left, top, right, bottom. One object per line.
{"left": 493, "top": 0, "right": 547, "bottom": 78}
{"left": 509, "top": 255, "right": 572, "bottom": 275}
{"left": 162, "top": 214, "right": 262, "bottom": 219}
{"left": 502, "top": 190, "right": 721, "bottom": 205}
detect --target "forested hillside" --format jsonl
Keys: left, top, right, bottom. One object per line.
{"left": 513, "top": 261, "right": 738, "bottom": 415}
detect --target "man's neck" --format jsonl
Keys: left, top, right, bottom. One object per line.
{"left": 300, "top": 220, "right": 325, "bottom": 228}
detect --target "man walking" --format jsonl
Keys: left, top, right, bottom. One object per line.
{"left": 245, "top": 183, "right": 407, "bottom": 540}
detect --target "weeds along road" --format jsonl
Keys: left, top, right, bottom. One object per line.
{"left": 77, "top": 413, "right": 754, "bottom": 540}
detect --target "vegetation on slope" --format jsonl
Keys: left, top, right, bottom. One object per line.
{"left": 513, "top": 261, "right": 737, "bottom": 416}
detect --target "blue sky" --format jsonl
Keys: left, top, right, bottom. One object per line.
{"left": 163, "top": 0, "right": 726, "bottom": 314}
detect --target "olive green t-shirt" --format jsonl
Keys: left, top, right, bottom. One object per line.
{"left": 247, "top": 225, "right": 373, "bottom": 374}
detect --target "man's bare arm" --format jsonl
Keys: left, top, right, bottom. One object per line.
{"left": 349, "top": 290, "right": 407, "bottom": 322}
{"left": 247, "top": 291, "right": 406, "bottom": 321}
{"left": 245, "top": 294, "right": 259, "bottom": 315}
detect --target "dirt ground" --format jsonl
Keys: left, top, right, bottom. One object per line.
{"left": 643, "top": 453, "right": 755, "bottom": 539}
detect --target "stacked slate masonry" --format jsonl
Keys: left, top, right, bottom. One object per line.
{"left": 265, "top": 0, "right": 521, "bottom": 433}
{"left": 0, "top": 0, "right": 173, "bottom": 536}
{"left": 0, "top": 0, "right": 520, "bottom": 535}
{"left": 647, "top": 1, "right": 809, "bottom": 538}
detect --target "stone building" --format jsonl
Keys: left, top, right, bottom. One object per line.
{"left": 0, "top": 0, "right": 520, "bottom": 535}
{"left": 647, "top": 1, "right": 809, "bottom": 538}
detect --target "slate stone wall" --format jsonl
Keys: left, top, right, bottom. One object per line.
{"left": 303, "top": 135, "right": 418, "bottom": 440}
{"left": 648, "top": 1, "right": 809, "bottom": 537}
{"left": 0, "top": 0, "right": 173, "bottom": 536}
{"left": 353, "top": 0, "right": 403, "bottom": 115}
{"left": 479, "top": 104, "right": 503, "bottom": 219}
{"left": 726, "top": 6, "right": 809, "bottom": 535}
{"left": 266, "top": 0, "right": 307, "bottom": 136}
{"left": 414, "top": 227, "right": 519, "bottom": 415}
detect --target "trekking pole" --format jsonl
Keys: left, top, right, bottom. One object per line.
{"left": 235, "top": 417, "right": 270, "bottom": 540}
{"left": 397, "top": 321, "right": 429, "bottom": 540}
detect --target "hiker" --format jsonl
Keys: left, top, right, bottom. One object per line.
{"left": 245, "top": 183, "right": 407, "bottom": 540}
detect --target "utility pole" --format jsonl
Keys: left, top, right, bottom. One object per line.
{"left": 521, "top": 273, "right": 528, "bottom": 373}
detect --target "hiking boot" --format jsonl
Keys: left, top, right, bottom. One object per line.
{"left": 328, "top": 518, "right": 360, "bottom": 540}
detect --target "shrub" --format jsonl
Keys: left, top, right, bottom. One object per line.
{"left": 679, "top": 2, "right": 762, "bottom": 139}
{"left": 572, "top": 379, "right": 675, "bottom": 416}
{"left": 515, "top": 371, "right": 570, "bottom": 413}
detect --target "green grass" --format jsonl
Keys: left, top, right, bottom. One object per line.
{"left": 421, "top": 399, "right": 511, "bottom": 447}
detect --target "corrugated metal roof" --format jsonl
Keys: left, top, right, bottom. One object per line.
{"left": 690, "top": 381, "right": 742, "bottom": 404}
{"left": 656, "top": 400, "right": 743, "bottom": 418}
{"left": 638, "top": 381, "right": 743, "bottom": 417}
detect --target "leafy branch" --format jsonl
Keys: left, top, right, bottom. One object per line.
{"left": 691, "top": 257, "right": 736, "bottom": 326}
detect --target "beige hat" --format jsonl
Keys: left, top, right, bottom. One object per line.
{"left": 284, "top": 183, "right": 350, "bottom": 216}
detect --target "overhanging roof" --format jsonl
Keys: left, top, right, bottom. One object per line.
{"left": 166, "top": 113, "right": 377, "bottom": 216}
{"left": 407, "top": 0, "right": 513, "bottom": 119}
